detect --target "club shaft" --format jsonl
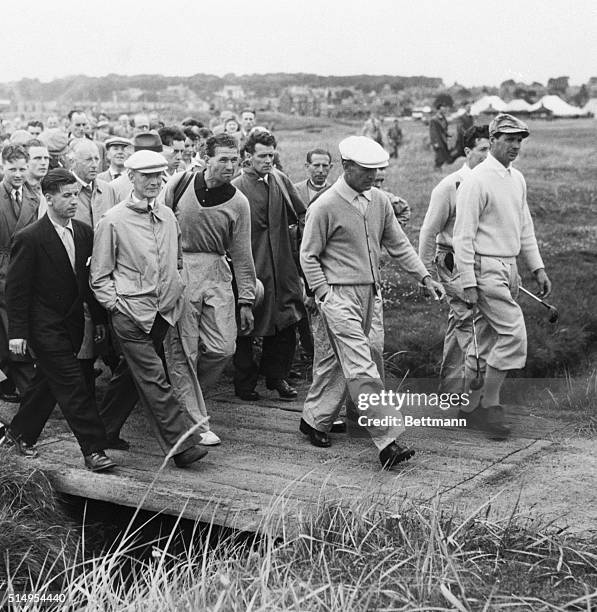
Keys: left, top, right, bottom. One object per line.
{"left": 519, "top": 285, "right": 551, "bottom": 309}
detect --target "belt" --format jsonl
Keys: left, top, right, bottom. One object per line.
{"left": 475, "top": 254, "right": 517, "bottom": 264}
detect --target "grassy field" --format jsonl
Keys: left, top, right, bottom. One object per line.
{"left": 277, "top": 117, "right": 597, "bottom": 381}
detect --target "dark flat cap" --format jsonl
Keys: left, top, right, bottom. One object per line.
{"left": 133, "top": 130, "right": 163, "bottom": 152}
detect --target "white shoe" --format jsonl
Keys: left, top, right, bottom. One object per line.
{"left": 199, "top": 431, "right": 221, "bottom": 446}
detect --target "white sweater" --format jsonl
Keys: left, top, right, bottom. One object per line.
{"left": 453, "top": 153, "right": 544, "bottom": 288}
{"left": 419, "top": 163, "right": 470, "bottom": 272}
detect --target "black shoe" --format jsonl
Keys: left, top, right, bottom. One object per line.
{"left": 299, "top": 418, "right": 331, "bottom": 448}
{"left": 84, "top": 451, "right": 116, "bottom": 472}
{"left": 266, "top": 379, "right": 298, "bottom": 400}
{"left": 235, "top": 389, "right": 261, "bottom": 401}
{"left": 330, "top": 419, "right": 347, "bottom": 433}
{"left": 0, "top": 428, "right": 38, "bottom": 457}
{"left": 173, "top": 445, "right": 208, "bottom": 468}
{"left": 0, "top": 392, "right": 21, "bottom": 404}
{"left": 379, "top": 441, "right": 415, "bottom": 469}
{"left": 105, "top": 437, "right": 130, "bottom": 451}
{"left": 287, "top": 369, "right": 301, "bottom": 380}
{"left": 459, "top": 405, "right": 511, "bottom": 439}
{"left": 484, "top": 405, "right": 511, "bottom": 439}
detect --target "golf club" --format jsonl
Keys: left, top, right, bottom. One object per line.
{"left": 469, "top": 305, "right": 483, "bottom": 391}
{"left": 519, "top": 286, "right": 559, "bottom": 323}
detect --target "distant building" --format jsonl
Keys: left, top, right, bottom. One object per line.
{"left": 587, "top": 77, "right": 597, "bottom": 98}
{"left": 278, "top": 86, "right": 321, "bottom": 116}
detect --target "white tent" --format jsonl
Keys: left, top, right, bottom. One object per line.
{"left": 582, "top": 98, "right": 597, "bottom": 116}
{"left": 504, "top": 98, "right": 532, "bottom": 113}
{"left": 470, "top": 95, "right": 507, "bottom": 115}
{"left": 528, "top": 95, "right": 589, "bottom": 117}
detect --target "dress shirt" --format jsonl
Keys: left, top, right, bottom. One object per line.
{"left": 335, "top": 175, "right": 371, "bottom": 215}
{"left": 49, "top": 215, "right": 75, "bottom": 270}
{"left": 12, "top": 188, "right": 23, "bottom": 214}
{"left": 307, "top": 180, "right": 325, "bottom": 203}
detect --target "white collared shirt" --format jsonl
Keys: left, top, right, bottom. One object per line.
{"left": 73, "top": 173, "right": 91, "bottom": 190}
{"left": 335, "top": 175, "right": 371, "bottom": 215}
{"left": 485, "top": 152, "right": 512, "bottom": 176}
{"left": 131, "top": 191, "right": 156, "bottom": 210}
{"left": 49, "top": 215, "right": 76, "bottom": 270}
{"left": 12, "top": 187, "right": 23, "bottom": 208}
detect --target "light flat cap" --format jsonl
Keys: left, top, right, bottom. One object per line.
{"left": 339, "top": 135, "right": 389, "bottom": 168}
{"left": 489, "top": 113, "right": 529, "bottom": 138}
{"left": 124, "top": 150, "right": 168, "bottom": 173}
{"left": 9, "top": 130, "right": 32, "bottom": 146}
{"left": 105, "top": 136, "right": 132, "bottom": 148}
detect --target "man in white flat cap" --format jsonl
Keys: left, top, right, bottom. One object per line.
{"left": 299, "top": 135, "right": 445, "bottom": 469}
{"left": 90, "top": 150, "right": 208, "bottom": 468}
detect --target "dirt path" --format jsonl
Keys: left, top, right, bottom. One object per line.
{"left": 1, "top": 373, "right": 595, "bottom": 536}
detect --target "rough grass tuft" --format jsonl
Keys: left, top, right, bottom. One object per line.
{"left": 2, "top": 477, "right": 596, "bottom": 611}
{"left": 0, "top": 448, "right": 80, "bottom": 593}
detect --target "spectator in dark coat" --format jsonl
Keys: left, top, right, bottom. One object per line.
{"left": 429, "top": 102, "right": 452, "bottom": 170}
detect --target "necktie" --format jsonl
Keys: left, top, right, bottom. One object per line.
{"left": 13, "top": 190, "right": 22, "bottom": 215}
{"left": 62, "top": 226, "right": 76, "bottom": 271}
{"left": 113, "top": 173, "right": 121, "bottom": 180}
{"left": 354, "top": 194, "right": 368, "bottom": 216}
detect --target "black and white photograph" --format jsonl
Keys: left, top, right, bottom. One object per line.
{"left": 0, "top": 0, "right": 595, "bottom": 609}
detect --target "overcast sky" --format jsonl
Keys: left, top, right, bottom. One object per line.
{"left": 2, "top": 0, "right": 595, "bottom": 86}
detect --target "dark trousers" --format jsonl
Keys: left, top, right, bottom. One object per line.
{"left": 9, "top": 346, "right": 107, "bottom": 455}
{"left": 6, "top": 360, "right": 36, "bottom": 396}
{"left": 233, "top": 323, "right": 297, "bottom": 393}
{"left": 99, "top": 311, "right": 195, "bottom": 454}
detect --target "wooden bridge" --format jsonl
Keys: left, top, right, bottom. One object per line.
{"left": 0, "top": 376, "right": 565, "bottom": 534}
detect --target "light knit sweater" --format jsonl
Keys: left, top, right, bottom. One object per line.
{"left": 418, "top": 163, "right": 470, "bottom": 272}
{"left": 161, "top": 175, "right": 256, "bottom": 304}
{"left": 453, "top": 153, "right": 544, "bottom": 288}
{"left": 300, "top": 175, "right": 428, "bottom": 299}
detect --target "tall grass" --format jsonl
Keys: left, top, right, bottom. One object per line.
{"left": 2, "top": 479, "right": 596, "bottom": 611}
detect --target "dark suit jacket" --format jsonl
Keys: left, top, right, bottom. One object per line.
{"left": 6, "top": 214, "right": 106, "bottom": 355}
{"left": 0, "top": 182, "right": 40, "bottom": 306}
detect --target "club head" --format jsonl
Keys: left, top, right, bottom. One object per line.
{"left": 470, "top": 377, "right": 484, "bottom": 391}
{"left": 548, "top": 307, "right": 559, "bottom": 324}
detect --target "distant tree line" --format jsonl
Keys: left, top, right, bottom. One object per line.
{"left": 0, "top": 73, "right": 444, "bottom": 104}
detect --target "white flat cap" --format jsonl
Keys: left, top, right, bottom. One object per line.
{"left": 124, "top": 150, "right": 168, "bottom": 173}
{"left": 339, "top": 135, "right": 389, "bottom": 168}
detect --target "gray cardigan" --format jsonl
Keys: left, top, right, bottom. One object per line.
{"left": 300, "top": 176, "right": 428, "bottom": 299}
